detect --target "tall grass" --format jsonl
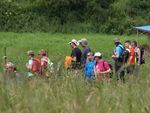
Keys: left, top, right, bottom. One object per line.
{"left": 0, "top": 32, "right": 149, "bottom": 113}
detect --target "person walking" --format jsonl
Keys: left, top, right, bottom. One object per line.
{"left": 26, "top": 50, "right": 41, "bottom": 77}
{"left": 112, "top": 38, "right": 125, "bottom": 81}
{"left": 84, "top": 52, "right": 95, "bottom": 81}
{"left": 69, "top": 39, "right": 82, "bottom": 69}
{"left": 124, "top": 40, "right": 136, "bottom": 74}
{"left": 78, "top": 38, "right": 91, "bottom": 65}
{"left": 38, "top": 50, "right": 53, "bottom": 77}
{"left": 94, "top": 52, "right": 111, "bottom": 81}
{"left": 4, "top": 62, "right": 20, "bottom": 82}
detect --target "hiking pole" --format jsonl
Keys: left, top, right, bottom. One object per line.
{"left": 4, "top": 47, "right": 7, "bottom": 65}
{"left": 3, "top": 47, "right": 7, "bottom": 74}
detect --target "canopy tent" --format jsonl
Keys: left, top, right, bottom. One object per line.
{"left": 134, "top": 25, "right": 150, "bottom": 49}
{"left": 135, "top": 26, "right": 150, "bottom": 33}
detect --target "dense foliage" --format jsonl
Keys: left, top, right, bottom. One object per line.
{"left": 0, "top": 0, "right": 150, "bottom": 34}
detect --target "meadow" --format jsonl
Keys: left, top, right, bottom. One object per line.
{"left": 0, "top": 32, "right": 149, "bottom": 113}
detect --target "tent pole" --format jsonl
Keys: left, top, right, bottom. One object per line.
{"left": 137, "top": 30, "right": 139, "bottom": 46}
{"left": 148, "top": 33, "right": 150, "bottom": 49}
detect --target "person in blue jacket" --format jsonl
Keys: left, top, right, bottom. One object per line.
{"left": 84, "top": 52, "right": 95, "bottom": 81}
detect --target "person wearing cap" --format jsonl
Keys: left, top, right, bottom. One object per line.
{"left": 78, "top": 38, "right": 91, "bottom": 65}
{"left": 38, "top": 50, "right": 53, "bottom": 77}
{"left": 84, "top": 52, "right": 95, "bottom": 81}
{"left": 5, "top": 62, "right": 20, "bottom": 81}
{"left": 94, "top": 52, "right": 111, "bottom": 81}
{"left": 26, "top": 50, "right": 41, "bottom": 77}
{"left": 112, "top": 38, "right": 125, "bottom": 81}
{"left": 69, "top": 39, "right": 82, "bottom": 69}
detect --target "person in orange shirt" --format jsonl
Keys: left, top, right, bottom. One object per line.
{"left": 124, "top": 40, "right": 135, "bottom": 74}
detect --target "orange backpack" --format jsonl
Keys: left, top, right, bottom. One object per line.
{"left": 64, "top": 56, "right": 73, "bottom": 69}
{"left": 32, "top": 58, "right": 42, "bottom": 74}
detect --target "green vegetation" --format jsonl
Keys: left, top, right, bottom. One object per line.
{"left": 0, "top": 32, "right": 149, "bottom": 113}
{"left": 0, "top": 0, "right": 150, "bottom": 34}
{"left": 0, "top": 1, "right": 149, "bottom": 112}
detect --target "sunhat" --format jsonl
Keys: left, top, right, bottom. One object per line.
{"left": 69, "top": 39, "right": 79, "bottom": 46}
{"left": 78, "top": 38, "right": 88, "bottom": 47}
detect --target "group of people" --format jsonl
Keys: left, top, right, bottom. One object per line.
{"left": 4, "top": 49, "right": 53, "bottom": 81}
{"left": 3, "top": 37, "right": 145, "bottom": 82}
{"left": 66, "top": 38, "right": 145, "bottom": 81}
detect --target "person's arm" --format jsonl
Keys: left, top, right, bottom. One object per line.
{"left": 94, "top": 66, "right": 97, "bottom": 79}
{"left": 112, "top": 47, "right": 120, "bottom": 59}
{"left": 26, "top": 64, "right": 32, "bottom": 70}
{"left": 137, "top": 48, "right": 141, "bottom": 65}
{"left": 98, "top": 69, "right": 111, "bottom": 74}
{"left": 72, "top": 57, "right": 77, "bottom": 62}
{"left": 128, "top": 56, "right": 133, "bottom": 64}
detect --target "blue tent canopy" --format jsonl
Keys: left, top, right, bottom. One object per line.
{"left": 135, "top": 26, "right": 150, "bottom": 33}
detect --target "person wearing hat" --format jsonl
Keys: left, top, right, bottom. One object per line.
{"left": 78, "top": 38, "right": 91, "bottom": 65}
{"left": 112, "top": 38, "right": 125, "bottom": 81}
{"left": 94, "top": 52, "right": 111, "bottom": 81}
{"left": 69, "top": 39, "right": 82, "bottom": 69}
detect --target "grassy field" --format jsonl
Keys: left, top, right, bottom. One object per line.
{"left": 0, "top": 32, "right": 149, "bottom": 113}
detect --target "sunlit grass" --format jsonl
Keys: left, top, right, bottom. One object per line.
{"left": 0, "top": 32, "right": 149, "bottom": 113}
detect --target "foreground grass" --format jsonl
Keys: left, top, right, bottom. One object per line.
{"left": 0, "top": 32, "right": 149, "bottom": 113}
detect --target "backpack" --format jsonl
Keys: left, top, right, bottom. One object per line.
{"left": 41, "top": 57, "right": 53, "bottom": 69}
{"left": 102, "top": 60, "right": 113, "bottom": 77}
{"left": 64, "top": 56, "right": 73, "bottom": 69}
{"left": 123, "top": 49, "right": 130, "bottom": 63}
{"left": 47, "top": 59, "right": 54, "bottom": 72}
{"left": 117, "top": 45, "right": 130, "bottom": 63}
{"left": 140, "top": 47, "right": 145, "bottom": 64}
{"left": 32, "top": 58, "right": 42, "bottom": 74}
{"left": 117, "top": 45, "right": 125, "bottom": 62}
{"left": 135, "top": 47, "right": 145, "bottom": 64}
{"left": 102, "top": 60, "right": 112, "bottom": 71}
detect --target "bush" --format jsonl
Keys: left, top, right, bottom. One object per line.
{"left": 0, "top": 0, "right": 150, "bottom": 34}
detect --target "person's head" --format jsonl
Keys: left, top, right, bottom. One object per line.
{"left": 38, "top": 50, "right": 47, "bottom": 58}
{"left": 69, "top": 39, "right": 79, "bottom": 48}
{"left": 114, "top": 38, "right": 121, "bottom": 46}
{"left": 27, "top": 50, "right": 34, "bottom": 59}
{"left": 125, "top": 40, "right": 131, "bottom": 49}
{"left": 94, "top": 52, "right": 102, "bottom": 62}
{"left": 87, "top": 52, "right": 94, "bottom": 61}
{"left": 131, "top": 41, "right": 138, "bottom": 48}
{"left": 78, "top": 38, "right": 88, "bottom": 48}
{"left": 5, "top": 62, "right": 15, "bottom": 73}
